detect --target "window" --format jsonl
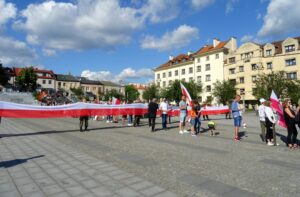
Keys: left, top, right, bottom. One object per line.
{"left": 163, "top": 72, "right": 166, "bottom": 78}
{"left": 205, "top": 64, "right": 210, "bottom": 71}
{"left": 169, "top": 80, "right": 172, "bottom": 85}
{"left": 181, "top": 69, "right": 185, "bottom": 75}
{"left": 239, "top": 77, "right": 245, "bottom": 84}
{"left": 189, "top": 77, "right": 193, "bottom": 82}
{"left": 242, "top": 52, "right": 253, "bottom": 59}
{"left": 93, "top": 87, "right": 96, "bottom": 91}
{"left": 229, "top": 79, "right": 236, "bottom": 85}
{"left": 206, "top": 85, "right": 211, "bottom": 92}
{"left": 287, "top": 72, "right": 297, "bottom": 79}
{"left": 86, "top": 87, "right": 89, "bottom": 91}
{"left": 252, "top": 76, "right": 257, "bottom": 82}
{"left": 239, "top": 65, "right": 244, "bottom": 72}
{"left": 285, "top": 45, "right": 295, "bottom": 53}
{"left": 197, "top": 58, "right": 200, "bottom": 63}
{"left": 197, "top": 76, "right": 201, "bottom": 82}
{"left": 58, "top": 82, "right": 61, "bottom": 87}
{"left": 48, "top": 80, "right": 52, "bottom": 84}
{"left": 163, "top": 81, "right": 166, "bottom": 87}
{"left": 251, "top": 64, "right": 257, "bottom": 70}
{"left": 229, "top": 68, "right": 235, "bottom": 74}
{"left": 175, "top": 70, "right": 178, "bottom": 76}
{"left": 197, "top": 66, "right": 201, "bottom": 72}
{"left": 205, "top": 75, "right": 211, "bottom": 81}
{"left": 252, "top": 88, "right": 257, "bottom": 95}
{"left": 240, "top": 88, "right": 245, "bottom": 95}
{"left": 157, "top": 74, "right": 160, "bottom": 79}
{"left": 267, "top": 62, "right": 273, "bottom": 69}
{"left": 266, "top": 49, "right": 272, "bottom": 56}
{"left": 229, "top": 57, "right": 235, "bottom": 63}
{"left": 286, "top": 58, "right": 296, "bottom": 66}
{"left": 215, "top": 53, "right": 219, "bottom": 59}
{"left": 63, "top": 83, "right": 66, "bottom": 86}
{"left": 157, "top": 82, "right": 160, "bottom": 87}
{"left": 189, "top": 67, "right": 193, "bottom": 74}
{"left": 168, "top": 71, "right": 172, "bottom": 77}
{"left": 43, "top": 73, "right": 46, "bottom": 77}
{"left": 42, "top": 80, "right": 46, "bottom": 84}
{"left": 206, "top": 56, "right": 209, "bottom": 61}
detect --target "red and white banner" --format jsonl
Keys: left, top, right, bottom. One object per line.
{"left": 0, "top": 101, "right": 148, "bottom": 118}
{"left": 270, "top": 90, "right": 287, "bottom": 128}
{"left": 0, "top": 101, "right": 231, "bottom": 118}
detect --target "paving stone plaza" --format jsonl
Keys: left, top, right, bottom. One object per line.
{"left": 0, "top": 113, "right": 299, "bottom": 197}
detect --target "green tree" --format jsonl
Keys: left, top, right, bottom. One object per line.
{"left": 286, "top": 80, "right": 300, "bottom": 103}
{"left": 16, "top": 67, "right": 37, "bottom": 92}
{"left": 212, "top": 80, "right": 236, "bottom": 104}
{"left": 125, "top": 85, "right": 139, "bottom": 102}
{"left": 160, "top": 80, "right": 202, "bottom": 103}
{"left": 104, "top": 89, "right": 124, "bottom": 101}
{"left": 70, "top": 87, "right": 84, "bottom": 99}
{"left": 142, "top": 84, "right": 159, "bottom": 101}
{"left": 0, "top": 64, "right": 9, "bottom": 86}
{"left": 253, "top": 71, "right": 289, "bottom": 100}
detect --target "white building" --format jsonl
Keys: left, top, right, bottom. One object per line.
{"left": 154, "top": 37, "right": 237, "bottom": 104}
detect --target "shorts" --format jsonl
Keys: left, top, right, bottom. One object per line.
{"left": 233, "top": 116, "right": 242, "bottom": 127}
{"left": 190, "top": 118, "right": 196, "bottom": 126}
{"left": 180, "top": 113, "right": 187, "bottom": 123}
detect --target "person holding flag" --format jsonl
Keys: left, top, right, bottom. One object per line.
{"left": 179, "top": 95, "right": 189, "bottom": 134}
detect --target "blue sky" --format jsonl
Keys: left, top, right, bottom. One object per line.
{"left": 0, "top": 0, "right": 300, "bottom": 84}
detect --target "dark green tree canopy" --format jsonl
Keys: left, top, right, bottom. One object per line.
{"left": 142, "top": 84, "right": 159, "bottom": 101}
{"left": 125, "top": 85, "right": 139, "bottom": 102}
{"left": 212, "top": 80, "right": 236, "bottom": 105}
{"left": 16, "top": 67, "right": 37, "bottom": 92}
{"left": 160, "top": 80, "right": 202, "bottom": 103}
{"left": 0, "top": 64, "right": 9, "bottom": 86}
{"left": 104, "top": 89, "right": 124, "bottom": 101}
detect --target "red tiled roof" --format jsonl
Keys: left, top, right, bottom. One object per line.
{"left": 156, "top": 54, "right": 192, "bottom": 70}
{"left": 195, "top": 41, "right": 226, "bottom": 55}
{"left": 13, "top": 67, "right": 54, "bottom": 78}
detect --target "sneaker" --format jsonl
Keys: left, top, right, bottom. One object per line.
{"left": 267, "top": 142, "right": 274, "bottom": 146}
{"left": 183, "top": 130, "right": 189, "bottom": 134}
{"left": 191, "top": 134, "right": 197, "bottom": 137}
{"left": 106, "top": 120, "right": 109, "bottom": 123}
{"left": 179, "top": 130, "right": 184, "bottom": 134}
{"left": 234, "top": 137, "right": 240, "bottom": 141}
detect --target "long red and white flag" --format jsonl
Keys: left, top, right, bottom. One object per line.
{"left": 0, "top": 101, "right": 148, "bottom": 118}
{"left": 180, "top": 82, "right": 192, "bottom": 106}
{"left": 270, "top": 90, "right": 287, "bottom": 128}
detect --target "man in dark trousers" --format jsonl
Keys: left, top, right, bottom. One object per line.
{"left": 79, "top": 98, "right": 89, "bottom": 132}
{"left": 148, "top": 98, "right": 159, "bottom": 132}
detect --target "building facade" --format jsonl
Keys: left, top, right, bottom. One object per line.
{"left": 154, "top": 37, "right": 237, "bottom": 104}
{"left": 224, "top": 36, "right": 300, "bottom": 103}
{"left": 55, "top": 74, "right": 81, "bottom": 91}
{"left": 101, "top": 81, "right": 125, "bottom": 95}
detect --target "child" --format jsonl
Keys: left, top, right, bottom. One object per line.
{"left": 190, "top": 104, "right": 197, "bottom": 136}
{"left": 207, "top": 121, "right": 216, "bottom": 136}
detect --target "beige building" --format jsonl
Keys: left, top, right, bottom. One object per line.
{"left": 55, "top": 74, "right": 81, "bottom": 92}
{"left": 224, "top": 36, "right": 300, "bottom": 103}
{"left": 101, "top": 81, "right": 125, "bottom": 95}
{"left": 154, "top": 37, "right": 237, "bottom": 104}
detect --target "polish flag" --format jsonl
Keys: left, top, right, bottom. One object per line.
{"left": 270, "top": 90, "right": 287, "bottom": 128}
{"left": 112, "top": 97, "right": 121, "bottom": 105}
{"left": 180, "top": 82, "right": 192, "bottom": 106}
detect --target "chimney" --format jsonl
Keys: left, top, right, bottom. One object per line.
{"left": 187, "top": 51, "right": 193, "bottom": 56}
{"left": 213, "top": 38, "right": 220, "bottom": 48}
{"left": 169, "top": 55, "right": 174, "bottom": 61}
{"left": 229, "top": 37, "right": 237, "bottom": 51}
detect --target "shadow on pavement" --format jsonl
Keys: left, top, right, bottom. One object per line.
{"left": 0, "top": 155, "right": 44, "bottom": 168}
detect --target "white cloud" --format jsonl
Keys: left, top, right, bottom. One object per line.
{"left": 141, "top": 25, "right": 199, "bottom": 51}
{"left": 241, "top": 35, "right": 254, "bottom": 43}
{"left": 81, "top": 67, "right": 154, "bottom": 83}
{"left": 225, "top": 0, "right": 239, "bottom": 14}
{"left": 258, "top": 0, "right": 300, "bottom": 38}
{"left": 42, "top": 48, "right": 56, "bottom": 56}
{"left": 14, "top": 0, "right": 144, "bottom": 51}
{"left": 0, "top": 0, "right": 16, "bottom": 26}
{"left": 0, "top": 36, "right": 37, "bottom": 66}
{"left": 14, "top": 0, "right": 184, "bottom": 52}
{"left": 191, "top": 0, "right": 214, "bottom": 10}
{"left": 140, "top": 0, "right": 180, "bottom": 23}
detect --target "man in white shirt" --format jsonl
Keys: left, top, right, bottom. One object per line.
{"left": 159, "top": 98, "right": 168, "bottom": 130}
{"left": 258, "top": 98, "right": 266, "bottom": 143}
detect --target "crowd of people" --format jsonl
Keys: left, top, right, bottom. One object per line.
{"left": 76, "top": 95, "right": 299, "bottom": 149}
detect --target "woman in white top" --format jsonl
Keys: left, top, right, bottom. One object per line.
{"left": 264, "top": 101, "right": 276, "bottom": 146}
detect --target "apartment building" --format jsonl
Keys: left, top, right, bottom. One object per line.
{"left": 79, "top": 77, "right": 103, "bottom": 97}
{"left": 101, "top": 81, "right": 125, "bottom": 95}
{"left": 55, "top": 74, "right": 81, "bottom": 91}
{"left": 154, "top": 37, "right": 237, "bottom": 103}
{"left": 224, "top": 36, "right": 300, "bottom": 103}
